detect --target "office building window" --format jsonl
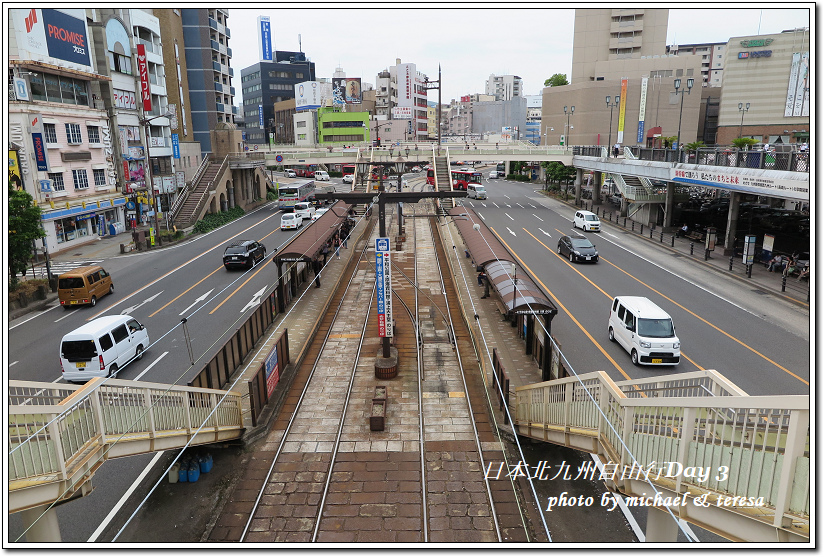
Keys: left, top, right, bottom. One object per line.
{"left": 65, "top": 123, "right": 83, "bottom": 144}
{"left": 72, "top": 169, "right": 89, "bottom": 190}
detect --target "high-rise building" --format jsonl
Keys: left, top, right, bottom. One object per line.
{"left": 485, "top": 74, "right": 523, "bottom": 101}
{"left": 240, "top": 51, "right": 316, "bottom": 145}
{"left": 373, "top": 59, "right": 429, "bottom": 142}
{"left": 181, "top": 8, "right": 236, "bottom": 154}
{"left": 571, "top": 8, "right": 670, "bottom": 84}
{"left": 667, "top": 42, "right": 728, "bottom": 87}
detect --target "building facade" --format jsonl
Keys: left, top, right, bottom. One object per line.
{"left": 373, "top": 59, "right": 429, "bottom": 142}
{"left": 667, "top": 42, "right": 727, "bottom": 88}
{"left": 240, "top": 51, "right": 316, "bottom": 145}
{"left": 181, "top": 8, "right": 236, "bottom": 154}
{"left": 485, "top": 74, "right": 523, "bottom": 101}
{"left": 317, "top": 107, "right": 369, "bottom": 144}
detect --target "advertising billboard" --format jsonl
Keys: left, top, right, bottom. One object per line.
{"left": 12, "top": 9, "right": 92, "bottom": 71}
{"left": 617, "top": 78, "right": 628, "bottom": 144}
{"left": 392, "top": 107, "right": 413, "bottom": 119}
{"left": 258, "top": 16, "right": 273, "bottom": 62}
{"left": 9, "top": 150, "right": 24, "bottom": 190}
{"left": 785, "top": 51, "right": 810, "bottom": 117}
{"left": 295, "top": 81, "right": 322, "bottom": 111}
{"left": 345, "top": 78, "right": 362, "bottom": 104}
{"left": 637, "top": 77, "right": 649, "bottom": 144}
{"left": 397, "top": 63, "right": 415, "bottom": 108}
{"left": 137, "top": 44, "right": 152, "bottom": 112}
{"left": 332, "top": 78, "right": 346, "bottom": 106}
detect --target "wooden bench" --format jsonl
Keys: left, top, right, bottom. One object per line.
{"left": 685, "top": 231, "right": 705, "bottom": 242}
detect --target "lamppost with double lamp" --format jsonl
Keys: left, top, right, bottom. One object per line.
{"left": 139, "top": 110, "right": 175, "bottom": 241}
{"left": 606, "top": 95, "right": 620, "bottom": 156}
{"left": 563, "top": 105, "right": 574, "bottom": 148}
{"left": 673, "top": 77, "right": 694, "bottom": 162}
{"left": 738, "top": 102, "right": 750, "bottom": 138}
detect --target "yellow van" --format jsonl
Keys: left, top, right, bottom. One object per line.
{"left": 57, "top": 266, "right": 114, "bottom": 309}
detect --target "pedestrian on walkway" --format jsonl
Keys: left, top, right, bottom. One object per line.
{"left": 322, "top": 241, "right": 330, "bottom": 266}
{"left": 477, "top": 270, "right": 486, "bottom": 286}
{"left": 334, "top": 236, "right": 341, "bottom": 259}
{"left": 613, "top": 143, "right": 620, "bottom": 157}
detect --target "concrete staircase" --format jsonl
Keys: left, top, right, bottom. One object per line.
{"left": 172, "top": 156, "right": 228, "bottom": 229}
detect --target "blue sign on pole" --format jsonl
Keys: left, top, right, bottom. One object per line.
{"left": 171, "top": 133, "right": 180, "bottom": 159}
{"left": 32, "top": 133, "right": 49, "bottom": 171}
{"left": 258, "top": 16, "right": 273, "bottom": 62}
{"left": 637, "top": 121, "right": 645, "bottom": 144}
{"left": 258, "top": 105, "right": 264, "bottom": 128}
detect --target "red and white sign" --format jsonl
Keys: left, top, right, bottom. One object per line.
{"left": 137, "top": 44, "right": 151, "bottom": 112}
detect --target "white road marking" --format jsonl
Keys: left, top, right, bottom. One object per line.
{"left": 120, "top": 292, "right": 164, "bottom": 315}
{"left": 10, "top": 361, "right": 18, "bottom": 367}
{"left": 505, "top": 213, "right": 514, "bottom": 221}
{"left": 507, "top": 227, "right": 517, "bottom": 236}
{"left": 516, "top": 203, "right": 525, "bottom": 208}
{"left": 533, "top": 214, "right": 544, "bottom": 222}
{"left": 538, "top": 228, "right": 552, "bottom": 238}
{"left": 478, "top": 212, "right": 486, "bottom": 221}
{"left": 492, "top": 202, "right": 500, "bottom": 208}
{"left": 132, "top": 351, "right": 169, "bottom": 381}
{"left": 179, "top": 289, "right": 215, "bottom": 316}
{"left": 9, "top": 304, "right": 59, "bottom": 329}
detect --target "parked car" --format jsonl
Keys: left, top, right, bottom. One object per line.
{"left": 223, "top": 240, "right": 266, "bottom": 270}
{"left": 573, "top": 210, "right": 601, "bottom": 232}
{"left": 280, "top": 213, "right": 302, "bottom": 230}
{"left": 557, "top": 235, "right": 599, "bottom": 263}
{"left": 342, "top": 174, "right": 354, "bottom": 184}
{"left": 60, "top": 315, "right": 149, "bottom": 382}
{"left": 57, "top": 265, "right": 114, "bottom": 309}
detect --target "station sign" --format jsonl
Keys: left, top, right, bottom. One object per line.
{"left": 375, "top": 237, "right": 393, "bottom": 338}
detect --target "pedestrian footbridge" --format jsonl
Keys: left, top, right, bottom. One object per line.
{"left": 513, "top": 369, "right": 809, "bottom": 542}
{"left": 8, "top": 378, "right": 244, "bottom": 517}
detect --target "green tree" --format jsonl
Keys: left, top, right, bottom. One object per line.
{"left": 544, "top": 74, "right": 569, "bottom": 87}
{"left": 661, "top": 136, "right": 679, "bottom": 149}
{"left": 685, "top": 141, "right": 706, "bottom": 151}
{"left": 8, "top": 183, "right": 45, "bottom": 288}
{"left": 732, "top": 137, "right": 758, "bottom": 150}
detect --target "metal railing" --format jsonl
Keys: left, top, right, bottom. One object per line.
{"left": 168, "top": 156, "right": 211, "bottom": 224}
{"left": 9, "top": 378, "right": 244, "bottom": 513}
{"left": 514, "top": 370, "right": 809, "bottom": 541}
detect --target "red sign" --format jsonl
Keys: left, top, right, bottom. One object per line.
{"left": 137, "top": 44, "right": 151, "bottom": 112}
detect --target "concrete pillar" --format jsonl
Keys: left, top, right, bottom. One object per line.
{"left": 21, "top": 504, "right": 62, "bottom": 542}
{"left": 645, "top": 506, "right": 679, "bottom": 542}
{"left": 663, "top": 183, "right": 675, "bottom": 229}
{"left": 574, "top": 168, "right": 583, "bottom": 204}
{"left": 593, "top": 171, "right": 602, "bottom": 205}
{"left": 228, "top": 183, "right": 235, "bottom": 209}
{"left": 723, "top": 192, "right": 741, "bottom": 255}
{"left": 620, "top": 196, "right": 628, "bottom": 217}
{"left": 504, "top": 161, "right": 511, "bottom": 176}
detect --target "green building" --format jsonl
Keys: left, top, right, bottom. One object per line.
{"left": 317, "top": 107, "right": 369, "bottom": 144}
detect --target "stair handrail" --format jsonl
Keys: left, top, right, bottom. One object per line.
{"left": 169, "top": 155, "right": 212, "bottom": 223}
{"left": 181, "top": 154, "right": 230, "bottom": 228}
{"left": 620, "top": 147, "right": 657, "bottom": 193}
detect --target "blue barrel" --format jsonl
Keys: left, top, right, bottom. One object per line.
{"left": 187, "top": 462, "right": 200, "bottom": 483}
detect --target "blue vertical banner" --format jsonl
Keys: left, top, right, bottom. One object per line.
{"left": 171, "top": 133, "right": 180, "bottom": 159}
{"left": 258, "top": 105, "right": 264, "bottom": 129}
{"left": 258, "top": 16, "right": 272, "bottom": 62}
{"left": 32, "top": 133, "right": 49, "bottom": 171}
{"left": 375, "top": 237, "right": 393, "bottom": 338}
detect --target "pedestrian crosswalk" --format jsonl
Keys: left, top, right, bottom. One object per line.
{"left": 34, "top": 260, "right": 105, "bottom": 278}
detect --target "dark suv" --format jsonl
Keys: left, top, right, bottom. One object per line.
{"left": 223, "top": 240, "right": 266, "bottom": 270}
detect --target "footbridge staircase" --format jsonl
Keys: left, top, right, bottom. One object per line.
{"left": 8, "top": 378, "right": 244, "bottom": 527}
{"left": 513, "top": 369, "right": 809, "bottom": 542}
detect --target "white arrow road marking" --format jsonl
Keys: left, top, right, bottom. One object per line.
{"left": 505, "top": 213, "right": 514, "bottom": 221}
{"left": 504, "top": 194, "right": 511, "bottom": 199}
{"left": 539, "top": 228, "right": 552, "bottom": 238}
{"left": 179, "top": 289, "right": 215, "bottom": 316}
{"left": 481, "top": 203, "right": 487, "bottom": 207}
{"left": 241, "top": 287, "right": 267, "bottom": 313}
{"left": 120, "top": 292, "right": 164, "bottom": 315}
{"left": 533, "top": 214, "right": 544, "bottom": 222}
{"left": 505, "top": 204, "right": 512, "bottom": 208}
{"left": 133, "top": 351, "right": 169, "bottom": 381}
{"left": 507, "top": 227, "right": 517, "bottom": 236}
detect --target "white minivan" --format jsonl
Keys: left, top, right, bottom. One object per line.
{"left": 608, "top": 296, "right": 680, "bottom": 366}
{"left": 573, "top": 210, "right": 601, "bottom": 232}
{"left": 314, "top": 170, "right": 330, "bottom": 181}
{"left": 60, "top": 315, "right": 150, "bottom": 382}
{"left": 467, "top": 183, "right": 487, "bottom": 200}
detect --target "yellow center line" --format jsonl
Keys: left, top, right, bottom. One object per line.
{"left": 490, "top": 227, "right": 633, "bottom": 381}
{"left": 526, "top": 228, "right": 703, "bottom": 370}
{"left": 209, "top": 260, "right": 272, "bottom": 315}
{"left": 148, "top": 266, "right": 223, "bottom": 318}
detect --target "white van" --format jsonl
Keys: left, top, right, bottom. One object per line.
{"left": 467, "top": 183, "right": 487, "bottom": 200}
{"left": 608, "top": 296, "right": 680, "bottom": 366}
{"left": 314, "top": 170, "right": 330, "bottom": 181}
{"left": 294, "top": 201, "right": 316, "bottom": 220}
{"left": 574, "top": 210, "right": 601, "bottom": 232}
{"left": 60, "top": 315, "right": 150, "bottom": 382}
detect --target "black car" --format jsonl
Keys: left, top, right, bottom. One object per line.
{"left": 558, "top": 235, "right": 599, "bottom": 263}
{"left": 223, "top": 240, "right": 266, "bottom": 270}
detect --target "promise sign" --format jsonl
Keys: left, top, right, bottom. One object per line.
{"left": 137, "top": 44, "right": 151, "bottom": 112}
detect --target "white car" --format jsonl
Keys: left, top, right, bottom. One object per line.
{"left": 573, "top": 210, "right": 601, "bottom": 232}
{"left": 342, "top": 174, "right": 354, "bottom": 184}
{"left": 312, "top": 207, "right": 330, "bottom": 222}
{"left": 285, "top": 169, "right": 297, "bottom": 178}
{"left": 488, "top": 171, "right": 500, "bottom": 179}
{"left": 294, "top": 201, "right": 316, "bottom": 221}
{"left": 281, "top": 213, "right": 302, "bottom": 230}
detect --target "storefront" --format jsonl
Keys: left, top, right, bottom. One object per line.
{"left": 41, "top": 198, "right": 127, "bottom": 254}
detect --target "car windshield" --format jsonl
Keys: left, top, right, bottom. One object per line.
{"left": 585, "top": 214, "right": 598, "bottom": 221}
{"left": 637, "top": 318, "right": 675, "bottom": 338}
{"left": 570, "top": 238, "right": 594, "bottom": 249}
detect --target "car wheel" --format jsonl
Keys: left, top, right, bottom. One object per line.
{"left": 569, "top": 253, "right": 574, "bottom": 263}
{"left": 631, "top": 350, "right": 640, "bottom": 366}
{"left": 557, "top": 244, "right": 562, "bottom": 254}
{"left": 108, "top": 364, "right": 118, "bottom": 378}
{"left": 135, "top": 345, "right": 144, "bottom": 360}
{"left": 110, "top": 284, "right": 115, "bottom": 294}
{"left": 90, "top": 296, "right": 97, "bottom": 307}
{"left": 608, "top": 327, "right": 615, "bottom": 342}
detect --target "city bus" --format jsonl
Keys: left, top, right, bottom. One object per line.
{"left": 287, "top": 164, "right": 318, "bottom": 178}
{"left": 342, "top": 164, "right": 355, "bottom": 177}
{"left": 426, "top": 169, "right": 435, "bottom": 187}
{"left": 278, "top": 180, "right": 315, "bottom": 210}
{"left": 451, "top": 169, "right": 483, "bottom": 191}
{"left": 496, "top": 162, "right": 505, "bottom": 173}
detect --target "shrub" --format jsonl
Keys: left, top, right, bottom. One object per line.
{"left": 192, "top": 206, "right": 246, "bottom": 234}
{"left": 267, "top": 190, "right": 278, "bottom": 201}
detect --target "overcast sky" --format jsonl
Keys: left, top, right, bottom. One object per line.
{"left": 227, "top": 5, "right": 811, "bottom": 104}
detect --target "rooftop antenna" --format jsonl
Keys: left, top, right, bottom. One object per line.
{"left": 298, "top": 33, "right": 302, "bottom": 53}
{"left": 757, "top": 10, "right": 762, "bottom": 35}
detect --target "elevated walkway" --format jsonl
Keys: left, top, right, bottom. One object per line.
{"left": 8, "top": 378, "right": 244, "bottom": 516}
{"left": 513, "top": 369, "right": 809, "bottom": 542}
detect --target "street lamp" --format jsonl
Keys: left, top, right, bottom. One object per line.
{"left": 738, "top": 102, "right": 751, "bottom": 138}
{"left": 606, "top": 95, "right": 620, "bottom": 156}
{"left": 674, "top": 77, "right": 694, "bottom": 162}
{"left": 140, "top": 110, "right": 175, "bottom": 240}
{"left": 563, "top": 105, "right": 574, "bottom": 148}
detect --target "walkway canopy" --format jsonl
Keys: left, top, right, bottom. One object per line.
{"left": 275, "top": 200, "right": 352, "bottom": 264}
{"left": 449, "top": 207, "right": 557, "bottom": 318}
